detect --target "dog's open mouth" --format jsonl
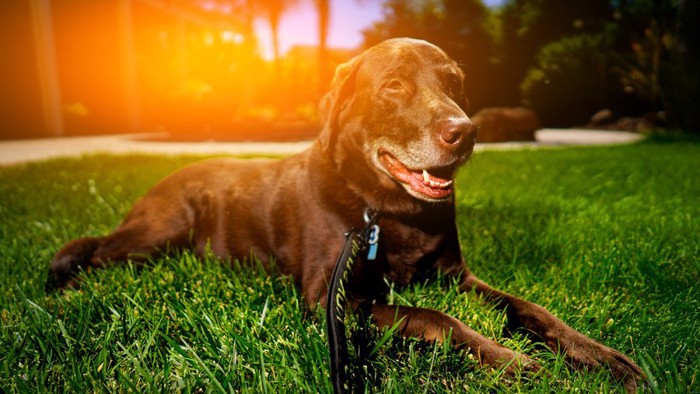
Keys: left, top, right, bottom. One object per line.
{"left": 378, "top": 150, "right": 456, "bottom": 201}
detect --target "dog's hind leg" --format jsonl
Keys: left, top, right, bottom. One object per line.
{"left": 46, "top": 236, "right": 103, "bottom": 292}
{"left": 46, "top": 221, "right": 191, "bottom": 292}
{"left": 369, "top": 304, "right": 539, "bottom": 376}
{"left": 46, "top": 194, "right": 195, "bottom": 291}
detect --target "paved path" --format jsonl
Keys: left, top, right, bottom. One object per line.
{"left": 0, "top": 129, "right": 643, "bottom": 166}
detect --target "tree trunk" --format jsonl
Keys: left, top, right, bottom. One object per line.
{"left": 316, "top": 0, "right": 330, "bottom": 91}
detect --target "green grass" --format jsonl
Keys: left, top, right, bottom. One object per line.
{"left": 1, "top": 138, "right": 698, "bottom": 393}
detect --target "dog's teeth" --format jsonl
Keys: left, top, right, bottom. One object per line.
{"left": 422, "top": 169, "right": 453, "bottom": 188}
{"left": 429, "top": 179, "right": 453, "bottom": 188}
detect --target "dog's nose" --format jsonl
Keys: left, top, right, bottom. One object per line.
{"left": 440, "top": 118, "right": 477, "bottom": 147}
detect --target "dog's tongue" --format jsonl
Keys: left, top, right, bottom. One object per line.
{"left": 380, "top": 153, "right": 454, "bottom": 200}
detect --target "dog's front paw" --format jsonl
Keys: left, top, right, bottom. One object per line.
{"left": 562, "top": 333, "right": 644, "bottom": 393}
{"left": 508, "top": 300, "right": 644, "bottom": 392}
{"left": 477, "top": 343, "right": 541, "bottom": 377}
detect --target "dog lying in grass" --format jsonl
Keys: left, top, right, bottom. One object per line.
{"left": 47, "top": 38, "right": 643, "bottom": 391}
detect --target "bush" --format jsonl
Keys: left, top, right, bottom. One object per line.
{"left": 660, "top": 56, "right": 700, "bottom": 131}
{"left": 616, "top": 23, "right": 700, "bottom": 132}
{"left": 520, "top": 34, "right": 610, "bottom": 127}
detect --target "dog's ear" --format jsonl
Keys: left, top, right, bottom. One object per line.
{"left": 318, "top": 55, "right": 361, "bottom": 153}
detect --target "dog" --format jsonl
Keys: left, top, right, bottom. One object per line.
{"left": 47, "top": 38, "right": 643, "bottom": 391}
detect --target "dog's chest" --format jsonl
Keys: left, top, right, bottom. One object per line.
{"left": 378, "top": 221, "right": 450, "bottom": 284}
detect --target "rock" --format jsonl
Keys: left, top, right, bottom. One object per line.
{"left": 590, "top": 109, "right": 614, "bottom": 126}
{"left": 471, "top": 107, "right": 540, "bottom": 143}
{"left": 610, "top": 117, "right": 653, "bottom": 132}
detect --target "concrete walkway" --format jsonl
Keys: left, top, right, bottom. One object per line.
{"left": 0, "top": 129, "right": 643, "bottom": 166}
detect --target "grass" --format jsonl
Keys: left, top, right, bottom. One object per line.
{"left": 1, "top": 137, "right": 698, "bottom": 393}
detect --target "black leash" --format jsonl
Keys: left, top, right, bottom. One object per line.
{"left": 326, "top": 208, "right": 379, "bottom": 394}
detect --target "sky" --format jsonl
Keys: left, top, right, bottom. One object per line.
{"left": 254, "top": 0, "right": 508, "bottom": 60}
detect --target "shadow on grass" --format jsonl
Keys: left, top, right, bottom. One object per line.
{"left": 455, "top": 200, "right": 564, "bottom": 284}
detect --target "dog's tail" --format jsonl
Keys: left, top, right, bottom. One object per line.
{"left": 45, "top": 236, "right": 102, "bottom": 292}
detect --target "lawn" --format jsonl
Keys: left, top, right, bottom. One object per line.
{"left": 1, "top": 137, "right": 698, "bottom": 393}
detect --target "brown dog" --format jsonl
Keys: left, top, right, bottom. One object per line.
{"left": 47, "top": 38, "right": 643, "bottom": 390}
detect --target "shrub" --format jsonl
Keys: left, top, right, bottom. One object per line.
{"left": 616, "top": 23, "right": 700, "bottom": 132}
{"left": 520, "top": 34, "right": 610, "bottom": 127}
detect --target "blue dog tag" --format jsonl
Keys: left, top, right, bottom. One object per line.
{"left": 367, "top": 224, "right": 380, "bottom": 260}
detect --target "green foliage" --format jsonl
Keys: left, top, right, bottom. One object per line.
{"left": 614, "top": 14, "right": 700, "bottom": 131}
{"left": 658, "top": 56, "right": 700, "bottom": 130}
{"left": 487, "top": 0, "right": 700, "bottom": 130}
{"left": 1, "top": 142, "right": 699, "bottom": 392}
{"left": 520, "top": 34, "right": 610, "bottom": 126}
{"left": 494, "top": 0, "right": 614, "bottom": 106}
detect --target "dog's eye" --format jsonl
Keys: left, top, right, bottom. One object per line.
{"left": 384, "top": 79, "right": 404, "bottom": 91}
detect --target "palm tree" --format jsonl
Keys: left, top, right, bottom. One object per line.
{"left": 256, "top": 0, "right": 299, "bottom": 78}
{"left": 314, "top": 0, "right": 330, "bottom": 89}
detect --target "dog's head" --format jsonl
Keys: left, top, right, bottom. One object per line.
{"left": 318, "top": 38, "right": 477, "bottom": 212}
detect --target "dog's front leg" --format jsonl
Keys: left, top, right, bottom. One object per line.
{"left": 368, "top": 304, "right": 540, "bottom": 376}
{"left": 459, "top": 271, "right": 644, "bottom": 392}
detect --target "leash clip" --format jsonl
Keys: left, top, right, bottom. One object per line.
{"left": 363, "top": 207, "right": 378, "bottom": 224}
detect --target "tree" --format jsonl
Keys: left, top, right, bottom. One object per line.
{"left": 313, "top": 0, "right": 331, "bottom": 90}
{"left": 521, "top": 34, "right": 611, "bottom": 126}
{"left": 612, "top": 0, "right": 700, "bottom": 131}
{"left": 496, "top": 0, "right": 613, "bottom": 106}
{"left": 256, "top": 0, "right": 299, "bottom": 77}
